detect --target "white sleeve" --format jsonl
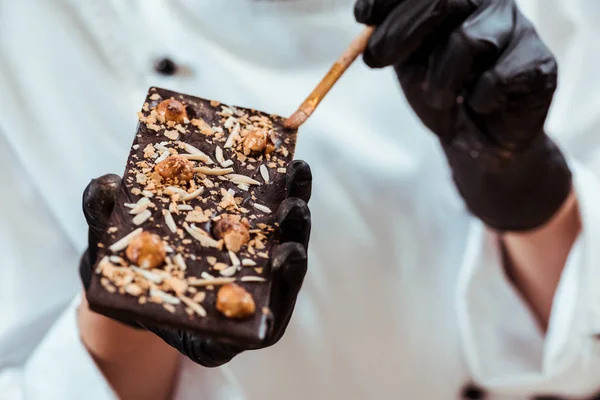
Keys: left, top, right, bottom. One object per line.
{"left": 456, "top": 162, "right": 600, "bottom": 399}
{"left": 0, "top": 293, "right": 248, "bottom": 400}
{"left": 19, "top": 295, "right": 117, "bottom": 400}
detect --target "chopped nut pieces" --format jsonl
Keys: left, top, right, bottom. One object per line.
{"left": 156, "top": 99, "right": 188, "bottom": 123}
{"left": 241, "top": 129, "right": 269, "bottom": 155}
{"left": 213, "top": 214, "right": 250, "bottom": 252}
{"left": 191, "top": 118, "right": 213, "bottom": 136}
{"left": 193, "top": 291, "right": 206, "bottom": 303}
{"left": 216, "top": 283, "right": 256, "bottom": 319}
{"left": 126, "top": 232, "right": 166, "bottom": 269}
{"left": 165, "top": 277, "right": 188, "bottom": 295}
{"left": 156, "top": 155, "right": 195, "bottom": 182}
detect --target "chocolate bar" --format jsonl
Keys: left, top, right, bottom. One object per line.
{"left": 86, "top": 87, "right": 297, "bottom": 345}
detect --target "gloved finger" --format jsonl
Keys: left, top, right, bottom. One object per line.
{"left": 425, "top": 0, "right": 514, "bottom": 109}
{"left": 265, "top": 242, "right": 307, "bottom": 345}
{"left": 354, "top": 0, "right": 403, "bottom": 25}
{"left": 286, "top": 160, "right": 312, "bottom": 203}
{"left": 276, "top": 197, "right": 311, "bottom": 248}
{"left": 467, "top": 18, "right": 557, "bottom": 148}
{"left": 144, "top": 325, "right": 243, "bottom": 367}
{"left": 364, "top": 0, "right": 476, "bottom": 68}
{"left": 82, "top": 174, "right": 121, "bottom": 264}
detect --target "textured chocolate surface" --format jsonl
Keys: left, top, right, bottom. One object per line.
{"left": 87, "top": 87, "right": 297, "bottom": 345}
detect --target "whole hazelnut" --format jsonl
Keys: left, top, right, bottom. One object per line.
{"left": 213, "top": 214, "right": 250, "bottom": 252}
{"left": 216, "top": 283, "right": 256, "bottom": 319}
{"left": 156, "top": 99, "right": 188, "bottom": 123}
{"left": 126, "top": 232, "right": 166, "bottom": 269}
{"left": 242, "top": 129, "right": 271, "bottom": 156}
{"left": 155, "top": 155, "right": 195, "bottom": 182}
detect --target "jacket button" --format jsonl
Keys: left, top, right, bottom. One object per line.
{"left": 461, "top": 383, "right": 486, "bottom": 399}
{"left": 154, "top": 57, "right": 177, "bottom": 76}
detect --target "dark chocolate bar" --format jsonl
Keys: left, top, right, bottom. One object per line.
{"left": 86, "top": 87, "right": 297, "bottom": 345}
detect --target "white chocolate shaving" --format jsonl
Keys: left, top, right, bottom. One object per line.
{"left": 179, "top": 296, "right": 207, "bottom": 317}
{"left": 221, "top": 159, "right": 234, "bottom": 168}
{"left": 201, "top": 271, "right": 215, "bottom": 280}
{"left": 215, "top": 146, "right": 225, "bottom": 164}
{"left": 174, "top": 254, "right": 187, "bottom": 271}
{"left": 163, "top": 210, "right": 177, "bottom": 233}
{"left": 133, "top": 210, "right": 152, "bottom": 225}
{"left": 253, "top": 203, "right": 272, "bottom": 214}
{"left": 129, "top": 199, "right": 151, "bottom": 215}
{"left": 165, "top": 186, "right": 189, "bottom": 197}
{"left": 109, "top": 228, "right": 143, "bottom": 252}
{"left": 228, "top": 250, "right": 241, "bottom": 266}
{"left": 194, "top": 166, "right": 234, "bottom": 176}
{"left": 182, "top": 143, "right": 213, "bottom": 164}
{"left": 188, "top": 277, "right": 236, "bottom": 287}
{"left": 150, "top": 288, "right": 181, "bottom": 305}
{"left": 242, "top": 259, "right": 257, "bottom": 266}
{"left": 226, "top": 174, "right": 261, "bottom": 186}
{"left": 182, "top": 187, "right": 204, "bottom": 201}
{"left": 154, "top": 142, "right": 169, "bottom": 153}
{"left": 109, "top": 256, "right": 125, "bottom": 265}
{"left": 241, "top": 276, "right": 266, "bottom": 282}
{"left": 131, "top": 266, "right": 163, "bottom": 283}
{"left": 224, "top": 116, "right": 236, "bottom": 129}
{"left": 224, "top": 123, "right": 240, "bottom": 149}
{"left": 260, "top": 164, "right": 270, "bottom": 183}
{"left": 183, "top": 223, "right": 221, "bottom": 248}
{"left": 155, "top": 151, "right": 170, "bottom": 164}
{"left": 220, "top": 266, "right": 238, "bottom": 277}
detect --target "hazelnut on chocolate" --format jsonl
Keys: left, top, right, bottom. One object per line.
{"left": 156, "top": 99, "right": 188, "bottom": 123}
{"left": 126, "top": 232, "right": 166, "bottom": 269}
{"left": 242, "top": 129, "right": 274, "bottom": 155}
{"left": 213, "top": 214, "right": 250, "bottom": 252}
{"left": 216, "top": 283, "right": 255, "bottom": 319}
{"left": 155, "top": 155, "right": 194, "bottom": 182}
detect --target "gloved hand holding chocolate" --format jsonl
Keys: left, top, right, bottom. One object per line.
{"left": 355, "top": 0, "right": 572, "bottom": 231}
{"left": 79, "top": 88, "right": 312, "bottom": 367}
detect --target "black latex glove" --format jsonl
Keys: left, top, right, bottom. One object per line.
{"left": 355, "top": 0, "right": 572, "bottom": 231}
{"left": 80, "top": 160, "right": 312, "bottom": 367}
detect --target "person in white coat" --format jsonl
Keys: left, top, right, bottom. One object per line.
{"left": 1, "top": 0, "right": 599, "bottom": 399}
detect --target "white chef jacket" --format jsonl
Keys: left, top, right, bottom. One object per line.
{"left": 1, "top": 0, "right": 600, "bottom": 399}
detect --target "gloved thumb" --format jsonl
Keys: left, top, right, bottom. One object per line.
{"left": 82, "top": 174, "right": 121, "bottom": 263}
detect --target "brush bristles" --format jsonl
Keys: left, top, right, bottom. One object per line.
{"left": 283, "top": 110, "right": 308, "bottom": 130}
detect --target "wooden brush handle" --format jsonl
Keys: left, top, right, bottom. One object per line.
{"left": 294, "top": 26, "right": 375, "bottom": 121}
